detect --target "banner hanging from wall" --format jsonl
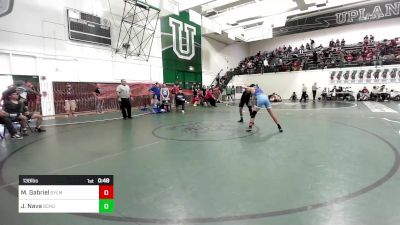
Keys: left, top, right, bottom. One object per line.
{"left": 161, "top": 11, "right": 202, "bottom": 89}
{"left": 274, "top": 0, "right": 400, "bottom": 37}
{"left": 329, "top": 68, "right": 400, "bottom": 85}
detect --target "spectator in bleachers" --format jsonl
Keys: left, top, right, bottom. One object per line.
{"left": 364, "top": 35, "right": 369, "bottom": 45}
{"left": 386, "top": 53, "right": 396, "bottom": 63}
{"left": 369, "top": 35, "right": 375, "bottom": 44}
{"left": 389, "top": 38, "right": 397, "bottom": 47}
{"left": 263, "top": 57, "right": 269, "bottom": 73}
{"left": 346, "top": 52, "right": 353, "bottom": 64}
{"left": 329, "top": 39, "right": 335, "bottom": 48}
{"left": 329, "top": 52, "right": 336, "bottom": 67}
{"left": 357, "top": 54, "right": 364, "bottom": 66}
{"left": 277, "top": 58, "right": 283, "bottom": 72}
{"left": 376, "top": 49, "right": 384, "bottom": 66}
{"left": 292, "top": 59, "right": 300, "bottom": 71}
{"left": 362, "top": 43, "right": 368, "bottom": 53}
{"left": 310, "top": 39, "right": 315, "bottom": 49}
{"left": 312, "top": 51, "right": 318, "bottom": 65}
{"left": 231, "top": 35, "right": 400, "bottom": 76}
{"left": 341, "top": 38, "right": 346, "bottom": 47}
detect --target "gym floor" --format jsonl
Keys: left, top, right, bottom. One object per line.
{"left": 1, "top": 100, "right": 400, "bottom": 225}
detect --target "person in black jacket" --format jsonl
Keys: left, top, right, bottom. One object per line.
{"left": 175, "top": 88, "right": 186, "bottom": 113}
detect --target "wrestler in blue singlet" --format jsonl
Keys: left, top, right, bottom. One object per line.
{"left": 254, "top": 87, "right": 272, "bottom": 109}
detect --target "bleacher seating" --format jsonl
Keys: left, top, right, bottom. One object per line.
{"left": 231, "top": 36, "right": 400, "bottom": 75}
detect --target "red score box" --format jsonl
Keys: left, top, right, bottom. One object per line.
{"left": 99, "top": 185, "right": 114, "bottom": 199}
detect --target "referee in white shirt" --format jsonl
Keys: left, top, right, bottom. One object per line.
{"left": 312, "top": 82, "right": 320, "bottom": 101}
{"left": 116, "top": 79, "right": 132, "bottom": 119}
{"left": 299, "top": 84, "right": 307, "bottom": 103}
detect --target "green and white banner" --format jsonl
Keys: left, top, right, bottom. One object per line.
{"left": 161, "top": 11, "right": 202, "bottom": 88}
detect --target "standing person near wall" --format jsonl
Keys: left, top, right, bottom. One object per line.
{"left": 148, "top": 82, "right": 161, "bottom": 108}
{"left": 25, "top": 82, "right": 41, "bottom": 113}
{"left": 232, "top": 85, "right": 236, "bottom": 100}
{"left": 299, "top": 84, "right": 308, "bottom": 103}
{"left": 171, "top": 84, "right": 180, "bottom": 108}
{"left": 116, "top": 79, "right": 132, "bottom": 119}
{"left": 226, "top": 86, "right": 233, "bottom": 103}
{"left": 171, "top": 84, "right": 177, "bottom": 107}
{"left": 64, "top": 83, "right": 77, "bottom": 117}
{"left": 312, "top": 82, "right": 320, "bottom": 102}
{"left": 93, "top": 83, "right": 104, "bottom": 114}
{"left": 148, "top": 82, "right": 161, "bottom": 101}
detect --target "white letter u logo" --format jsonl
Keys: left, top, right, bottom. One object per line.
{"left": 169, "top": 17, "right": 197, "bottom": 60}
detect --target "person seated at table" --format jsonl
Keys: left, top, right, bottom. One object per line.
{"left": 321, "top": 88, "right": 327, "bottom": 100}
{"left": 370, "top": 86, "right": 379, "bottom": 101}
{"left": 357, "top": 86, "right": 369, "bottom": 101}
{"left": 337, "top": 86, "right": 345, "bottom": 99}
{"left": 390, "top": 89, "right": 400, "bottom": 101}
{"left": 379, "top": 85, "right": 389, "bottom": 101}
{"left": 290, "top": 92, "right": 297, "bottom": 101}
